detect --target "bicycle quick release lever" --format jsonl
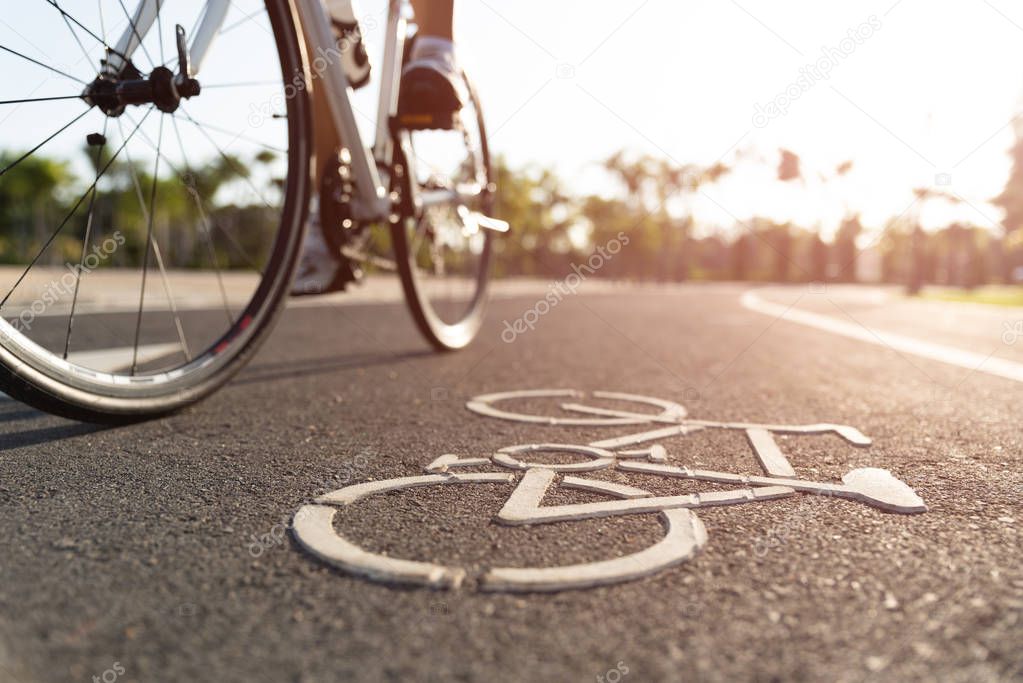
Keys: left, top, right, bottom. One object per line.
{"left": 175, "top": 24, "right": 193, "bottom": 81}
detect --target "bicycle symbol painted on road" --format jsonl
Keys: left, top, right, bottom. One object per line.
{"left": 293, "top": 390, "right": 926, "bottom": 592}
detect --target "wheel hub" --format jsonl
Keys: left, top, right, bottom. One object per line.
{"left": 85, "top": 65, "right": 200, "bottom": 116}
{"left": 83, "top": 23, "right": 201, "bottom": 117}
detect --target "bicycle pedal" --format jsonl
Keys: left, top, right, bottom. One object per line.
{"left": 458, "top": 205, "right": 509, "bottom": 234}
{"left": 473, "top": 212, "right": 510, "bottom": 234}
{"left": 394, "top": 111, "right": 460, "bottom": 131}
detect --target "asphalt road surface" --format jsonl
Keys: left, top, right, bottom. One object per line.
{"left": 1, "top": 281, "right": 1021, "bottom": 682}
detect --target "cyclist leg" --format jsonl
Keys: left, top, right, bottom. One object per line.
{"left": 410, "top": 0, "right": 454, "bottom": 39}
{"left": 291, "top": 1, "right": 370, "bottom": 296}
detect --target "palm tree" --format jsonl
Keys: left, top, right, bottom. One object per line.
{"left": 661, "top": 160, "right": 730, "bottom": 281}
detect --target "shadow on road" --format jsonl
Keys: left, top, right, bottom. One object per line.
{"left": 0, "top": 421, "right": 107, "bottom": 451}
{"left": 0, "top": 405, "right": 47, "bottom": 423}
{"left": 231, "top": 349, "right": 435, "bottom": 386}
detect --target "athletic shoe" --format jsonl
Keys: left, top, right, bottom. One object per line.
{"left": 396, "top": 36, "right": 467, "bottom": 130}
{"left": 289, "top": 196, "right": 358, "bottom": 296}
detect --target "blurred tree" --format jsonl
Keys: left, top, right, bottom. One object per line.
{"left": 771, "top": 223, "right": 792, "bottom": 282}
{"left": 651, "top": 158, "right": 731, "bottom": 282}
{"left": 603, "top": 151, "right": 654, "bottom": 212}
{"left": 945, "top": 222, "right": 965, "bottom": 287}
{"left": 833, "top": 215, "right": 862, "bottom": 282}
{"left": 732, "top": 233, "right": 749, "bottom": 280}
{"left": 993, "top": 120, "right": 1023, "bottom": 265}
{"left": 908, "top": 225, "right": 925, "bottom": 294}
{"left": 492, "top": 156, "right": 576, "bottom": 277}
{"left": 809, "top": 233, "right": 828, "bottom": 283}
{"left": 0, "top": 153, "right": 75, "bottom": 265}
{"left": 777, "top": 149, "right": 801, "bottom": 182}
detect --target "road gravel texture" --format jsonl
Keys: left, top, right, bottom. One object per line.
{"left": 0, "top": 283, "right": 1020, "bottom": 682}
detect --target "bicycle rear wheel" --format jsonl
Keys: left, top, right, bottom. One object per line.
{"left": 391, "top": 72, "right": 494, "bottom": 351}
{"left": 0, "top": 1, "right": 311, "bottom": 422}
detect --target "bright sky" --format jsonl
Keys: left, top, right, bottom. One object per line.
{"left": 423, "top": 0, "right": 1023, "bottom": 239}
{"left": 5, "top": 1, "right": 1023, "bottom": 243}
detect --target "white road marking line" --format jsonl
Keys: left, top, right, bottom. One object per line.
{"left": 741, "top": 290, "right": 1023, "bottom": 384}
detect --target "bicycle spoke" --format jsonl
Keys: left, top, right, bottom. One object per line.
{"left": 116, "top": 0, "right": 155, "bottom": 69}
{"left": 131, "top": 113, "right": 166, "bottom": 375}
{"left": 55, "top": 4, "right": 94, "bottom": 66}
{"left": 1, "top": 107, "right": 155, "bottom": 309}
{"left": 0, "top": 106, "right": 91, "bottom": 178}
{"left": 170, "top": 115, "right": 233, "bottom": 325}
{"left": 177, "top": 107, "right": 277, "bottom": 210}
{"left": 148, "top": 235, "right": 192, "bottom": 364}
{"left": 220, "top": 6, "right": 272, "bottom": 36}
{"left": 0, "top": 43, "right": 87, "bottom": 85}
{"left": 0, "top": 94, "right": 85, "bottom": 106}
{"left": 123, "top": 110, "right": 263, "bottom": 273}
{"left": 63, "top": 119, "right": 110, "bottom": 359}
{"left": 155, "top": 0, "right": 164, "bottom": 65}
{"left": 97, "top": 0, "right": 106, "bottom": 43}
{"left": 117, "top": 118, "right": 191, "bottom": 363}
{"left": 44, "top": 0, "right": 127, "bottom": 60}
{"left": 202, "top": 80, "right": 283, "bottom": 89}
{"left": 180, "top": 114, "right": 287, "bottom": 154}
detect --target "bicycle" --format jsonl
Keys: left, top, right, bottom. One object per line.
{"left": 292, "top": 389, "right": 927, "bottom": 592}
{"left": 0, "top": 0, "right": 505, "bottom": 422}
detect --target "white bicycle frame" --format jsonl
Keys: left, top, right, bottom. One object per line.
{"left": 108, "top": 0, "right": 505, "bottom": 228}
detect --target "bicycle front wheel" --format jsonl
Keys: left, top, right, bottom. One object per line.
{"left": 0, "top": 1, "right": 311, "bottom": 422}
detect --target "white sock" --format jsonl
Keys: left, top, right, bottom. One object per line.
{"left": 411, "top": 35, "right": 456, "bottom": 62}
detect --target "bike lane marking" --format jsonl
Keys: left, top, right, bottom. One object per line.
{"left": 294, "top": 473, "right": 515, "bottom": 589}
{"left": 293, "top": 467, "right": 711, "bottom": 592}
{"left": 292, "top": 389, "right": 927, "bottom": 592}
{"left": 495, "top": 468, "right": 796, "bottom": 525}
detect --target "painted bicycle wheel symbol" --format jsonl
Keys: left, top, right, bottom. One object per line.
{"left": 293, "top": 390, "right": 926, "bottom": 592}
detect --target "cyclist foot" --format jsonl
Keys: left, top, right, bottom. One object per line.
{"left": 397, "top": 36, "right": 467, "bottom": 130}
